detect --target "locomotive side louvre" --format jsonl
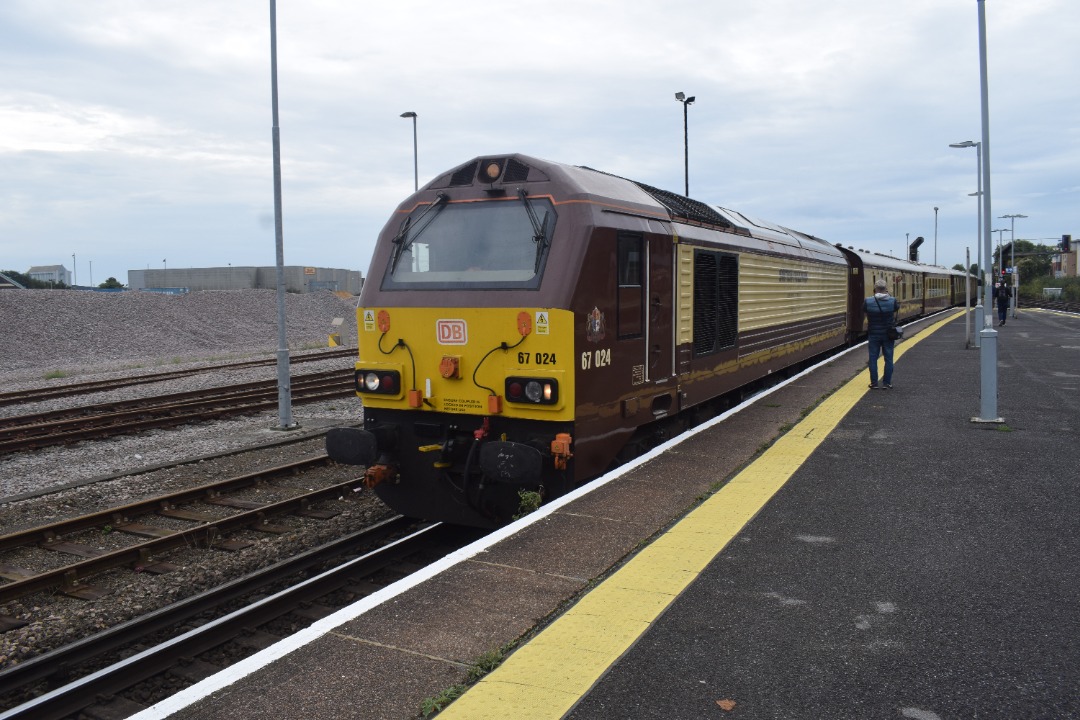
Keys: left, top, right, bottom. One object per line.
{"left": 673, "top": 232, "right": 849, "bottom": 410}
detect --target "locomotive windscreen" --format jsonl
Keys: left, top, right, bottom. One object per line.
{"left": 381, "top": 197, "right": 556, "bottom": 291}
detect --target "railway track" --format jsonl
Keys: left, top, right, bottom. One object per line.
{"left": 0, "top": 520, "right": 482, "bottom": 720}
{"left": 0, "top": 455, "right": 361, "bottom": 609}
{"left": 0, "top": 347, "right": 358, "bottom": 408}
{"left": 0, "top": 369, "right": 357, "bottom": 455}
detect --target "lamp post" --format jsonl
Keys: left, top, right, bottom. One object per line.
{"left": 999, "top": 212, "right": 1026, "bottom": 318}
{"left": 974, "top": 0, "right": 1000, "bottom": 422}
{"left": 269, "top": 0, "right": 294, "bottom": 430}
{"left": 992, "top": 229, "right": 1006, "bottom": 274}
{"left": 933, "top": 207, "right": 939, "bottom": 265}
{"left": 949, "top": 140, "right": 982, "bottom": 312}
{"left": 674, "top": 92, "right": 695, "bottom": 197}
{"left": 400, "top": 111, "right": 418, "bottom": 192}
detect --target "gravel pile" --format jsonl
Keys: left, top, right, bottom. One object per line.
{"left": 0, "top": 289, "right": 360, "bottom": 379}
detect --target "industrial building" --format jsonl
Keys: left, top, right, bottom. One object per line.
{"left": 128, "top": 265, "right": 363, "bottom": 294}
{"left": 26, "top": 265, "right": 73, "bottom": 286}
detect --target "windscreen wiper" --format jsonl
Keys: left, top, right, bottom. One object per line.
{"left": 518, "top": 188, "right": 550, "bottom": 273}
{"left": 390, "top": 192, "right": 449, "bottom": 273}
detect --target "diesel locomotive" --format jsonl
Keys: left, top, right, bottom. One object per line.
{"left": 327, "top": 154, "right": 971, "bottom": 527}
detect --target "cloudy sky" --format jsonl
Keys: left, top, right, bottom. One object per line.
{"left": 2, "top": 0, "right": 1077, "bottom": 287}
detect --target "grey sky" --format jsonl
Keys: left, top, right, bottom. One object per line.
{"left": 1, "top": 0, "right": 1076, "bottom": 287}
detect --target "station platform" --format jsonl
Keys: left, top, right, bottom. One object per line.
{"left": 133, "top": 307, "right": 1080, "bottom": 720}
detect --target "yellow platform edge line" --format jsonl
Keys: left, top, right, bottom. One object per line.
{"left": 437, "top": 311, "right": 961, "bottom": 720}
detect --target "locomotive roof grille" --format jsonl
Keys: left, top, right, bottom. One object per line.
{"left": 448, "top": 161, "right": 479, "bottom": 186}
{"left": 503, "top": 158, "right": 531, "bottom": 183}
{"left": 579, "top": 165, "right": 734, "bottom": 230}
{"left": 630, "top": 181, "right": 734, "bottom": 230}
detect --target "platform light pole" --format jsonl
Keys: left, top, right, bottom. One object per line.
{"left": 400, "top": 111, "right": 418, "bottom": 192}
{"left": 1000, "top": 212, "right": 1026, "bottom": 318}
{"left": 992, "top": 229, "right": 1006, "bottom": 273}
{"left": 675, "top": 92, "right": 695, "bottom": 197}
{"left": 974, "top": 0, "right": 1000, "bottom": 423}
{"left": 933, "top": 207, "right": 939, "bottom": 265}
{"left": 950, "top": 140, "right": 983, "bottom": 325}
{"left": 269, "top": 0, "right": 294, "bottom": 430}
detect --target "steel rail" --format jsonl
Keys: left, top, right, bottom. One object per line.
{"left": 0, "top": 475, "right": 368, "bottom": 604}
{"left": 0, "top": 456, "right": 331, "bottom": 552}
{"left": 0, "top": 348, "right": 358, "bottom": 408}
{"left": 1, "top": 519, "right": 450, "bottom": 720}
{"left": 0, "top": 515, "right": 413, "bottom": 701}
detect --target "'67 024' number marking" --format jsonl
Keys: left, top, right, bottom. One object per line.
{"left": 518, "top": 352, "right": 558, "bottom": 365}
{"left": 581, "top": 348, "right": 611, "bottom": 370}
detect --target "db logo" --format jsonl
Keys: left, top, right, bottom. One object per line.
{"left": 436, "top": 319, "right": 468, "bottom": 345}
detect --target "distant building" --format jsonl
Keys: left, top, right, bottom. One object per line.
{"left": 127, "top": 266, "right": 363, "bottom": 294}
{"left": 1055, "top": 245, "right": 1077, "bottom": 278}
{"left": 27, "top": 265, "right": 72, "bottom": 286}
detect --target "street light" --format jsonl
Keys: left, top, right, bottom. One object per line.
{"left": 999, "top": 212, "right": 1026, "bottom": 318}
{"left": 933, "top": 206, "right": 939, "bottom": 265}
{"left": 674, "top": 92, "right": 695, "bottom": 197}
{"left": 400, "top": 111, "right": 418, "bottom": 192}
{"left": 992, "top": 229, "right": 1007, "bottom": 274}
{"left": 974, "top": 0, "right": 1000, "bottom": 422}
{"left": 950, "top": 140, "right": 984, "bottom": 341}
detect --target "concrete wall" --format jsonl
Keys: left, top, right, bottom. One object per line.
{"left": 128, "top": 266, "right": 363, "bottom": 294}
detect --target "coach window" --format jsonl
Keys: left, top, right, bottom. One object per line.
{"left": 617, "top": 233, "right": 643, "bottom": 338}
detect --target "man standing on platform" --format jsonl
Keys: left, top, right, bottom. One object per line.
{"left": 865, "top": 278, "right": 899, "bottom": 389}
{"left": 996, "top": 281, "right": 1011, "bottom": 326}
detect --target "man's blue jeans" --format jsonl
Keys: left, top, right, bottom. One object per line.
{"left": 868, "top": 335, "right": 894, "bottom": 386}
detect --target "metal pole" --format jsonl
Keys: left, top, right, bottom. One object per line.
{"left": 401, "top": 112, "right": 418, "bottom": 191}
{"left": 975, "top": 143, "right": 982, "bottom": 309}
{"left": 965, "top": 247, "right": 972, "bottom": 347}
{"left": 269, "top": 0, "right": 294, "bottom": 430}
{"left": 975, "top": 0, "right": 1000, "bottom": 423}
{"left": 933, "top": 207, "right": 939, "bottom": 265}
{"left": 72, "top": 254, "right": 76, "bottom": 287}
{"left": 1000, "top": 213, "right": 1025, "bottom": 318}
{"left": 682, "top": 101, "right": 689, "bottom": 197}
{"left": 412, "top": 115, "right": 418, "bottom": 192}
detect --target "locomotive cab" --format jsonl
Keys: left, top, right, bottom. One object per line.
{"left": 328, "top": 157, "right": 582, "bottom": 527}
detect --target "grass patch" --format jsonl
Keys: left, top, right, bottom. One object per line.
{"left": 512, "top": 489, "right": 542, "bottom": 520}
{"left": 997, "top": 424, "right": 1014, "bottom": 432}
{"left": 420, "top": 684, "right": 467, "bottom": 717}
{"left": 43, "top": 369, "right": 67, "bottom": 379}
{"left": 420, "top": 647, "right": 510, "bottom": 716}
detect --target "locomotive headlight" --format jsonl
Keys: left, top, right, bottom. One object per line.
{"left": 355, "top": 369, "right": 401, "bottom": 395}
{"left": 525, "top": 380, "right": 543, "bottom": 402}
{"left": 504, "top": 376, "right": 558, "bottom": 405}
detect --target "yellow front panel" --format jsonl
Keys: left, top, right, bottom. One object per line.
{"left": 355, "top": 307, "right": 575, "bottom": 422}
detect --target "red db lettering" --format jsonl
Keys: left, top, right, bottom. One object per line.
{"left": 436, "top": 319, "right": 468, "bottom": 345}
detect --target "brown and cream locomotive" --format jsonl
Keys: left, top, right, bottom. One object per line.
{"left": 327, "top": 154, "right": 969, "bottom": 527}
